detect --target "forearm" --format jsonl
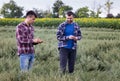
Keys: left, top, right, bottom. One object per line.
{"left": 76, "top": 35, "right": 82, "bottom": 40}
{"left": 57, "top": 35, "right": 69, "bottom": 41}
{"left": 17, "top": 37, "right": 33, "bottom": 44}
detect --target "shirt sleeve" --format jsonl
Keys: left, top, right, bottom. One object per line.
{"left": 76, "top": 25, "right": 82, "bottom": 40}
{"left": 16, "top": 26, "right": 33, "bottom": 44}
{"left": 56, "top": 24, "right": 69, "bottom": 41}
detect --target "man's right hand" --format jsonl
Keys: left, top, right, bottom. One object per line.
{"left": 68, "top": 35, "right": 78, "bottom": 41}
{"left": 37, "top": 38, "right": 43, "bottom": 43}
{"left": 33, "top": 38, "right": 38, "bottom": 43}
{"left": 69, "top": 35, "right": 74, "bottom": 39}
{"left": 33, "top": 38, "right": 43, "bottom": 43}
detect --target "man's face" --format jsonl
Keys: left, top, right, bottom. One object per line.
{"left": 27, "top": 15, "right": 36, "bottom": 24}
{"left": 66, "top": 15, "right": 74, "bottom": 23}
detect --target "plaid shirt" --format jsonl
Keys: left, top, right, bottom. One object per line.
{"left": 16, "top": 22, "right": 35, "bottom": 55}
{"left": 56, "top": 21, "right": 82, "bottom": 49}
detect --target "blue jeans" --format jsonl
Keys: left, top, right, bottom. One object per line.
{"left": 20, "top": 54, "right": 34, "bottom": 72}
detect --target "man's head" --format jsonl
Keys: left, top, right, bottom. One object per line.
{"left": 25, "top": 10, "right": 37, "bottom": 25}
{"left": 65, "top": 11, "right": 74, "bottom": 23}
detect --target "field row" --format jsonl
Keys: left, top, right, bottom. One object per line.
{"left": 0, "top": 18, "right": 120, "bottom": 29}
{"left": 0, "top": 27, "right": 120, "bottom": 81}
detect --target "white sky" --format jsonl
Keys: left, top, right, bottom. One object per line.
{"left": 0, "top": 0, "right": 120, "bottom": 17}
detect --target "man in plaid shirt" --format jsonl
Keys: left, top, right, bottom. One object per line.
{"left": 57, "top": 11, "right": 82, "bottom": 74}
{"left": 16, "top": 11, "right": 43, "bottom": 72}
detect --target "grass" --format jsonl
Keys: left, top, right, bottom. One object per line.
{"left": 0, "top": 26, "right": 120, "bottom": 81}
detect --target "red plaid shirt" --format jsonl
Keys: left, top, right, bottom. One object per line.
{"left": 16, "top": 22, "right": 35, "bottom": 55}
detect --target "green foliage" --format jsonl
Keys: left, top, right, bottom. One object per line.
{"left": 116, "top": 14, "right": 120, "bottom": 18}
{"left": 52, "top": 0, "right": 73, "bottom": 18}
{"left": 0, "top": 18, "right": 23, "bottom": 26}
{"left": 52, "top": 0, "right": 64, "bottom": 18}
{"left": 0, "top": 27, "right": 120, "bottom": 81}
{"left": 90, "top": 5, "right": 102, "bottom": 18}
{"left": 0, "top": 18, "right": 120, "bottom": 29}
{"left": 0, "top": 0, "right": 23, "bottom": 18}
{"left": 90, "top": 10, "right": 96, "bottom": 18}
{"left": 75, "top": 7, "right": 89, "bottom": 18}
{"left": 32, "top": 8, "right": 45, "bottom": 18}
{"left": 59, "top": 5, "right": 73, "bottom": 17}
{"left": 104, "top": 0, "right": 113, "bottom": 15}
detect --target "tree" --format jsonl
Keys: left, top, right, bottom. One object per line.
{"left": 90, "top": 0, "right": 96, "bottom": 18}
{"left": 104, "top": 0, "right": 113, "bottom": 15}
{"left": 106, "top": 13, "right": 114, "bottom": 18}
{"left": 90, "top": 10, "right": 96, "bottom": 18}
{"left": 96, "top": 5, "right": 102, "bottom": 18}
{"left": 59, "top": 5, "right": 73, "bottom": 18}
{"left": 52, "top": 0, "right": 64, "bottom": 18}
{"left": 32, "top": 8, "right": 44, "bottom": 18}
{"left": 90, "top": 1, "right": 102, "bottom": 18}
{"left": 116, "top": 13, "right": 120, "bottom": 18}
{"left": 75, "top": 7, "right": 89, "bottom": 18}
{"left": 52, "top": 0, "right": 73, "bottom": 18}
{"left": 32, "top": 8, "right": 52, "bottom": 18}
{"left": 0, "top": 0, "right": 23, "bottom": 18}
{"left": 43, "top": 10, "right": 52, "bottom": 18}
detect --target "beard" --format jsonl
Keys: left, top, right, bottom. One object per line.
{"left": 67, "top": 20, "right": 73, "bottom": 23}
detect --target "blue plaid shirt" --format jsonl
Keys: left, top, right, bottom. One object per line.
{"left": 56, "top": 21, "right": 82, "bottom": 50}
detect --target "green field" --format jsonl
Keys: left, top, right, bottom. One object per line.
{"left": 0, "top": 26, "right": 120, "bottom": 81}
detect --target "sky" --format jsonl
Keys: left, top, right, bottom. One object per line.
{"left": 0, "top": 0, "right": 120, "bottom": 17}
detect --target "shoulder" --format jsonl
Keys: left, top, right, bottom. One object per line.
{"left": 59, "top": 22, "right": 66, "bottom": 27}
{"left": 16, "top": 22, "right": 25, "bottom": 29}
{"left": 58, "top": 22, "right": 66, "bottom": 30}
{"left": 73, "top": 22, "right": 79, "bottom": 26}
{"left": 73, "top": 22, "right": 80, "bottom": 28}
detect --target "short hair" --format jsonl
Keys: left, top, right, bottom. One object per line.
{"left": 26, "top": 10, "right": 37, "bottom": 18}
{"left": 66, "top": 11, "right": 74, "bottom": 16}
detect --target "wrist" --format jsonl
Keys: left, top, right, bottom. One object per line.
{"left": 66, "top": 36, "right": 69, "bottom": 40}
{"left": 75, "top": 37, "right": 78, "bottom": 40}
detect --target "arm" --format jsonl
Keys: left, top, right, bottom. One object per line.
{"left": 76, "top": 26, "right": 82, "bottom": 40}
{"left": 71, "top": 24, "right": 82, "bottom": 41}
{"left": 56, "top": 24, "right": 69, "bottom": 41}
{"left": 33, "top": 38, "right": 43, "bottom": 45}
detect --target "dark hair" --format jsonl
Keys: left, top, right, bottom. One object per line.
{"left": 66, "top": 11, "right": 74, "bottom": 16}
{"left": 26, "top": 10, "right": 37, "bottom": 18}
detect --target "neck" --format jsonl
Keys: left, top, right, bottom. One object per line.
{"left": 24, "top": 20, "right": 30, "bottom": 26}
{"left": 67, "top": 21, "right": 73, "bottom": 24}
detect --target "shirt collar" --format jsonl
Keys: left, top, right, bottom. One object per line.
{"left": 64, "top": 21, "right": 74, "bottom": 25}
{"left": 22, "top": 22, "right": 32, "bottom": 27}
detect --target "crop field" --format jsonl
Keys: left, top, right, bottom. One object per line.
{"left": 0, "top": 26, "right": 120, "bottom": 81}
{"left": 0, "top": 18, "right": 120, "bottom": 29}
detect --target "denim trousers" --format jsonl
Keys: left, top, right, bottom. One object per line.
{"left": 59, "top": 47, "right": 76, "bottom": 73}
{"left": 19, "top": 54, "right": 34, "bottom": 72}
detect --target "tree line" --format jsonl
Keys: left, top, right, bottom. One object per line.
{"left": 0, "top": 0, "right": 120, "bottom": 18}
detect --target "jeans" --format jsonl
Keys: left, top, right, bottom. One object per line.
{"left": 20, "top": 54, "right": 34, "bottom": 72}
{"left": 59, "top": 47, "right": 76, "bottom": 73}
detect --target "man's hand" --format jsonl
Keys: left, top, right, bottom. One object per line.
{"left": 37, "top": 38, "right": 43, "bottom": 43}
{"left": 33, "top": 38, "right": 43, "bottom": 44}
{"left": 33, "top": 38, "right": 38, "bottom": 43}
{"left": 69, "top": 35, "right": 78, "bottom": 41}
